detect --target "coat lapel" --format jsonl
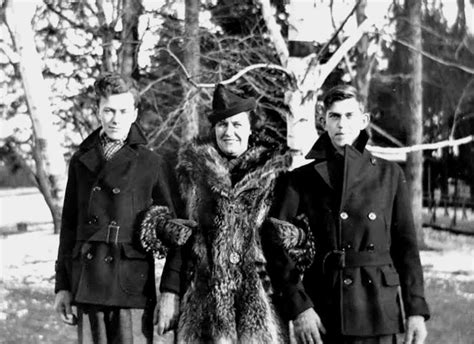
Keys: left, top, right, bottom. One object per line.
{"left": 78, "top": 146, "right": 103, "bottom": 174}
{"left": 313, "top": 161, "right": 333, "bottom": 189}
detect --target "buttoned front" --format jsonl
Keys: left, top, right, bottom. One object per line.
{"left": 268, "top": 131, "right": 429, "bottom": 337}
{"left": 55, "top": 124, "right": 182, "bottom": 309}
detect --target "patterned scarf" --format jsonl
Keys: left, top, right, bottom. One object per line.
{"left": 100, "top": 132, "right": 126, "bottom": 161}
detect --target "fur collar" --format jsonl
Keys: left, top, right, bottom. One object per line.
{"left": 177, "top": 136, "right": 291, "bottom": 197}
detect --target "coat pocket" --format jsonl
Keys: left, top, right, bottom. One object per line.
{"left": 380, "top": 266, "right": 401, "bottom": 321}
{"left": 119, "top": 244, "right": 150, "bottom": 295}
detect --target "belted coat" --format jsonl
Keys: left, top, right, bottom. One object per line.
{"left": 55, "top": 124, "right": 180, "bottom": 308}
{"left": 266, "top": 131, "right": 430, "bottom": 337}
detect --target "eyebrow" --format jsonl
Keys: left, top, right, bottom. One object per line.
{"left": 328, "top": 111, "right": 354, "bottom": 115}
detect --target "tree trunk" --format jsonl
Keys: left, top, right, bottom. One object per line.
{"left": 119, "top": 0, "right": 142, "bottom": 78}
{"left": 182, "top": 0, "right": 200, "bottom": 141}
{"left": 354, "top": 0, "right": 372, "bottom": 108}
{"left": 5, "top": 0, "right": 67, "bottom": 234}
{"left": 404, "top": 0, "right": 425, "bottom": 246}
{"left": 96, "top": 0, "right": 115, "bottom": 72}
{"left": 260, "top": 0, "right": 376, "bottom": 168}
{"left": 463, "top": 0, "right": 474, "bottom": 53}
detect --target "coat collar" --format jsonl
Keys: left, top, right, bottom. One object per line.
{"left": 77, "top": 123, "right": 147, "bottom": 173}
{"left": 305, "top": 130, "right": 369, "bottom": 161}
{"left": 177, "top": 136, "right": 291, "bottom": 198}
{"left": 307, "top": 130, "right": 372, "bottom": 191}
{"left": 79, "top": 122, "right": 148, "bottom": 150}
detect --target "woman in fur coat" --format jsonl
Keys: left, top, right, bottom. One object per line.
{"left": 140, "top": 84, "right": 311, "bottom": 343}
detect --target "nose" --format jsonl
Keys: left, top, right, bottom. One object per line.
{"left": 224, "top": 124, "right": 235, "bottom": 135}
{"left": 337, "top": 116, "right": 347, "bottom": 128}
{"left": 110, "top": 111, "right": 119, "bottom": 124}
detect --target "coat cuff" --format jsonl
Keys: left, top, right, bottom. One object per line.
{"left": 280, "top": 288, "right": 314, "bottom": 321}
{"left": 54, "top": 260, "right": 70, "bottom": 293}
{"left": 404, "top": 295, "right": 430, "bottom": 320}
{"left": 159, "top": 269, "right": 181, "bottom": 295}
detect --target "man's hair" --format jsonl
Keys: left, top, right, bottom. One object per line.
{"left": 94, "top": 73, "right": 140, "bottom": 106}
{"left": 322, "top": 85, "right": 365, "bottom": 112}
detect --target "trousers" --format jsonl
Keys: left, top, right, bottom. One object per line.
{"left": 76, "top": 304, "right": 154, "bottom": 344}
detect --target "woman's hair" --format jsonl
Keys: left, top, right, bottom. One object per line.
{"left": 94, "top": 73, "right": 140, "bottom": 106}
{"left": 322, "top": 85, "right": 365, "bottom": 112}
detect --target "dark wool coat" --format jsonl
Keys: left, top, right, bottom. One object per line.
{"left": 265, "top": 131, "right": 430, "bottom": 337}
{"left": 161, "top": 137, "right": 291, "bottom": 343}
{"left": 55, "top": 124, "right": 180, "bottom": 308}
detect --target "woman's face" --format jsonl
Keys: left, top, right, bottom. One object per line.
{"left": 215, "top": 112, "right": 251, "bottom": 158}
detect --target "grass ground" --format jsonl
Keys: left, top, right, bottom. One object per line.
{"left": 1, "top": 227, "right": 473, "bottom": 344}
{"left": 1, "top": 189, "right": 473, "bottom": 343}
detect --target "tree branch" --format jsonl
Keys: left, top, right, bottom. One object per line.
{"left": 315, "top": 17, "right": 376, "bottom": 89}
{"left": 385, "top": 34, "right": 474, "bottom": 75}
{"left": 154, "top": 47, "right": 292, "bottom": 88}
{"left": 367, "top": 135, "right": 473, "bottom": 154}
{"left": 257, "top": 0, "right": 288, "bottom": 66}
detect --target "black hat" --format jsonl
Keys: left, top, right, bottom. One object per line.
{"left": 209, "top": 84, "right": 257, "bottom": 125}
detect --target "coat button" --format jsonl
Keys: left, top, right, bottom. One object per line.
{"left": 92, "top": 186, "right": 101, "bottom": 192}
{"left": 368, "top": 212, "right": 377, "bottom": 220}
{"left": 340, "top": 212, "right": 349, "bottom": 220}
{"left": 86, "top": 252, "right": 93, "bottom": 260}
{"left": 370, "top": 157, "right": 377, "bottom": 165}
{"left": 112, "top": 188, "right": 120, "bottom": 194}
{"left": 229, "top": 251, "right": 241, "bottom": 264}
{"left": 88, "top": 216, "right": 98, "bottom": 224}
{"left": 104, "top": 256, "right": 113, "bottom": 263}
{"left": 343, "top": 278, "right": 353, "bottom": 286}
{"left": 367, "top": 243, "right": 375, "bottom": 252}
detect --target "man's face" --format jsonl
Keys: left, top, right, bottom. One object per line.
{"left": 323, "top": 98, "right": 369, "bottom": 152}
{"left": 98, "top": 92, "right": 137, "bottom": 140}
{"left": 214, "top": 112, "right": 251, "bottom": 158}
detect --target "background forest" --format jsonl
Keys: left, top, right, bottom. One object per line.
{"left": 0, "top": 0, "right": 473, "bottom": 342}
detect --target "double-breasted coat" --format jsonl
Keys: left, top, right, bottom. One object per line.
{"left": 266, "top": 131, "right": 430, "bottom": 337}
{"left": 55, "top": 124, "right": 180, "bottom": 308}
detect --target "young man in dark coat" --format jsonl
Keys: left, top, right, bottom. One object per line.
{"left": 54, "top": 73, "right": 180, "bottom": 343}
{"left": 265, "top": 85, "right": 430, "bottom": 344}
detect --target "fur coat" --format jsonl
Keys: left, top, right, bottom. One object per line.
{"left": 144, "top": 137, "right": 292, "bottom": 343}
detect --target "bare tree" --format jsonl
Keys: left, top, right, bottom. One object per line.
{"left": 119, "top": 0, "right": 143, "bottom": 78}
{"left": 182, "top": 0, "right": 200, "bottom": 140}
{"left": 4, "top": 0, "right": 67, "bottom": 233}
{"left": 404, "top": 0, "right": 425, "bottom": 245}
{"left": 259, "top": 0, "right": 377, "bottom": 167}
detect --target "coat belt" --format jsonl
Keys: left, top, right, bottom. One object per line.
{"left": 77, "top": 222, "right": 132, "bottom": 244}
{"left": 322, "top": 250, "right": 392, "bottom": 273}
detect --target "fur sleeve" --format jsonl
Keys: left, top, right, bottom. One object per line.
{"left": 140, "top": 205, "right": 196, "bottom": 259}
{"left": 264, "top": 215, "right": 316, "bottom": 273}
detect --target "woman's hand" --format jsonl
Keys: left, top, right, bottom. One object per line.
{"left": 154, "top": 291, "right": 180, "bottom": 335}
{"left": 293, "top": 308, "right": 326, "bottom": 344}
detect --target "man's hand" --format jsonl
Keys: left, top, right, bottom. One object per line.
{"left": 293, "top": 308, "right": 326, "bottom": 344}
{"left": 54, "top": 290, "right": 77, "bottom": 325}
{"left": 154, "top": 292, "right": 180, "bottom": 335}
{"left": 404, "top": 315, "right": 427, "bottom": 344}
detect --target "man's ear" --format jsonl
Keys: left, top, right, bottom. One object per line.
{"left": 361, "top": 112, "right": 370, "bottom": 129}
{"left": 319, "top": 115, "right": 326, "bottom": 128}
{"left": 132, "top": 108, "right": 138, "bottom": 122}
